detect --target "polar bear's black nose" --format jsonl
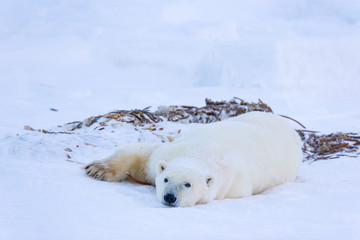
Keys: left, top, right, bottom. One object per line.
{"left": 164, "top": 193, "right": 177, "bottom": 204}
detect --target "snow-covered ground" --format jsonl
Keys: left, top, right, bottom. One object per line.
{"left": 1, "top": 1, "right": 360, "bottom": 239}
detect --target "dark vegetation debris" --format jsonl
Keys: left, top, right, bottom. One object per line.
{"left": 24, "top": 97, "right": 359, "bottom": 162}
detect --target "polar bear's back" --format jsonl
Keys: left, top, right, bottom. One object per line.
{"left": 230, "top": 112, "right": 302, "bottom": 186}
{"left": 185, "top": 112, "right": 300, "bottom": 154}
{"left": 182, "top": 112, "right": 303, "bottom": 196}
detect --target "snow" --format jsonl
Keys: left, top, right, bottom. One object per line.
{"left": 1, "top": 0, "right": 360, "bottom": 239}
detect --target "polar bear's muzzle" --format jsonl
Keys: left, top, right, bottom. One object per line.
{"left": 163, "top": 193, "right": 178, "bottom": 207}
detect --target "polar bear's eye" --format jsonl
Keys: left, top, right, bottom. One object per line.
{"left": 164, "top": 178, "right": 168, "bottom": 183}
{"left": 184, "top": 183, "right": 191, "bottom": 188}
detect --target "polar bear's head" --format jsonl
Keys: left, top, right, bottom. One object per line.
{"left": 155, "top": 159, "right": 215, "bottom": 207}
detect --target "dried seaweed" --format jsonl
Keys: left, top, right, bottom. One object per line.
{"left": 25, "top": 97, "right": 359, "bottom": 162}
{"left": 59, "top": 98, "right": 272, "bottom": 130}
{"left": 298, "top": 131, "right": 360, "bottom": 162}
{"left": 155, "top": 97, "right": 273, "bottom": 123}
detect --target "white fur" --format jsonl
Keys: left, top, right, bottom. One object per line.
{"left": 85, "top": 112, "right": 303, "bottom": 207}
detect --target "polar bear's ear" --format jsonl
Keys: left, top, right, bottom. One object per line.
{"left": 157, "top": 161, "right": 168, "bottom": 174}
{"left": 206, "top": 176, "right": 214, "bottom": 187}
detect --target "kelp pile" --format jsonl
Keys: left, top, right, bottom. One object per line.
{"left": 62, "top": 97, "right": 273, "bottom": 131}
{"left": 27, "top": 97, "right": 359, "bottom": 162}
{"left": 156, "top": 98, "right": 273, "bottom": 123}
{"left": 298, "top": 131, "right": 360, "bottom": 162}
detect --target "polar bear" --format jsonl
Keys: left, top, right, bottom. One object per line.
{"left": 85, "top": 112, "right": 302, "bottom": 207}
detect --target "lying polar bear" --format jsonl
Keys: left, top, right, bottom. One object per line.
{"left": 85, "top": 112, "right": 302, "bottom": 207}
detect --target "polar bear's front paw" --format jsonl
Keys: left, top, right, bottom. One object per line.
{"left": 84, "top": 162, "right": 119, "bottom": 182}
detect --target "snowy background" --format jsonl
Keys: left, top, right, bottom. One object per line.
{"left": 1, "top": 0, "right": 360, "bottom": 239}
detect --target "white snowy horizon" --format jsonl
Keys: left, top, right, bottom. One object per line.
{"left": 1, "top": 0, "right": 360, "bottom": 133}
{"left": 1, "top": 1, "right": 360, "bottom": 239}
